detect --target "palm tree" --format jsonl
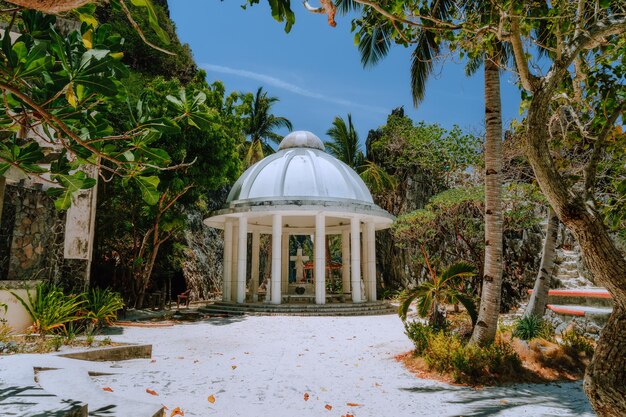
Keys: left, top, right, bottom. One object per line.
{"left": 326, "top": 114, "right": 396, "bottom": 193}
{"left": 336, "top": 0, "right": 505, "bottom": 346}
{"left": 399, "top": 253, "right": 478, "bottom": 329}
{"left": 243, "top": 87, "right": 292, "bottom": 166}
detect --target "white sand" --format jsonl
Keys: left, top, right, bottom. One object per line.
{"left": 97, "top": 315, "right": 594, "bottom": 416}
{"left": 1, "top": 314, "right": 595, "bottom": 416}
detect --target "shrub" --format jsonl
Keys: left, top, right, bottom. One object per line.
{"left": 424, "top": 331, "right": 462, "bottom": 373}
{"left": 513, "top": 315, "right": 553, "bottom": 341}
{"left": 84, "top": 288, "right": 124, "bottom": 332}
{"left": 11, "top": 283, "right": 85, "bottom": 335}
{"left": 560, "top": 330, "right": 595, "bottom": 358}
{"left": 404, "top": 321, "right": 432, "bottom": 354}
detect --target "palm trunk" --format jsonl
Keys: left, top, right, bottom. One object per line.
{"left": 524, "top": 206, "right": 559, "bottom": 318}
{"left": 471, "top": 55, "right": 503, "bottom": 347}
{"left": 525, "top": 69, "right": 626, "bottom": 416}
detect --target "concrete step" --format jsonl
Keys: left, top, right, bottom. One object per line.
{"left": 199, "top": 301, "right": 398, "bottom": 316}
{"left": 547, "top": 304, "right": 612, "bottom": 322}
{"left": 36, "top": 368, "right": 164, "bottom": 417}
{"left": 529, "top": 288, "right": 613, "bottom": 308}
{"left": 0, "top": 383, "right": 87, "bottom": 416}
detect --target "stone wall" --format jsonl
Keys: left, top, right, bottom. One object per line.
{"left": 0, "top": 184, "right": 65, "bottom": 281}
{"left": 0, "top": 183, "right": 85, "bottom": 287}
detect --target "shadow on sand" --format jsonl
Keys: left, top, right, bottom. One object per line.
{"left": 401, "top": 382, "right": 593, "bottom": 416}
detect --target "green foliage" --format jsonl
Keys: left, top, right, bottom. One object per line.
{"left": 243, "top": 0, "right": 296, "bottom": 33}
{"left": 84, "top": 288, "right": 124, "bottom": 330}
{"left": 413, "top": 329, "right": 522, "bottom": 384}
{"left": 513, "top": 315, "right": 554, "bottom": 341}
{"left": 560, "top": 330, "right": 595, "bottom": 358}
{"left": 326, "top": 113, "right": 396, "bottom": 193}
{"left": 404, "top": 320, "right": 432, "bottom": 354}
{"left": 399, "top": 261, "right": 477, "bottom": 328}
{"left": 11, "top": 283, "right": 85, "bottom": 335}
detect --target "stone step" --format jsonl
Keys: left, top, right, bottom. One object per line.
{"left": 199, "top": 301, "right": 398, "bottom": 316}
{"left": 0, "top": 383, "right": 87, "bottom": 416}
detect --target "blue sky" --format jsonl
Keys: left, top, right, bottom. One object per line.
{"left": 169, "top": 1, "right": 523, "bottom": 145}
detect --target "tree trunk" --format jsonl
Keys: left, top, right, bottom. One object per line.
{"left": 524, "top": 206, "right": 559, "bottom": 318}
{"left": 471, "top": 55, "right": 503, "bottom": 346}
{"left": 525, "top": 64, "right": 626, "bottom": 417}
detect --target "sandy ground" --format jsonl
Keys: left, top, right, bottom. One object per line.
{"left": 2, "top": 314, "right": 595, "bottom": 417}
{"left": 0, "top": 315, "right": 594, "bottom": 417}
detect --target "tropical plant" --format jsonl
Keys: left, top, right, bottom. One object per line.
{"left": 242, "top": 86, "right": 292, "bottom": 166}
{"left": 11, "top": 283, "right": 85, "bottom": 335}
{"left": 326, "top": 114, "right": 396, "bottom": 193}
{"left": 399, "top": 252, "right": 477, "bottom": 329}
{"left": 513, "top": 315, "right": 553, "bottom": 341}
{"left": 84, "top": 287, "right": 124, "bottom": 331}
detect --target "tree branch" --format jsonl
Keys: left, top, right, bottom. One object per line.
{"left": 508, "top": 13, "right": 536, "bottom": 91}
{"left": 583, "top": 103, "right": 624, "bottom": 201}
{"left": 118, "top": 0, "right": 175, "bottom": 56}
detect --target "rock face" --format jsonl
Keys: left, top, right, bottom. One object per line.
{"left": 180, "top": 188, "right": 229, "bottom": 301}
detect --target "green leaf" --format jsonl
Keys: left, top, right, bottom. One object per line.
{"left": 135, "top": 175, "right": 160, "bottom": 205}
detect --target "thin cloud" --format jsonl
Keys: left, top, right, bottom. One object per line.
{"left": 201, "top": 63, "right": 387, "bottom": 115}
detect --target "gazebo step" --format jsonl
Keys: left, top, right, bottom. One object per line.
{"left": 199, "top": 301, "right": 397, "bottom": 316}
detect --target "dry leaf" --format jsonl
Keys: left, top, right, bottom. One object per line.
{"left": 325, "top": 404, "right": 332, "bottom": 411}
{"left": 102, "top": 387, "right": 113, "bottom": 392}
{"left": 170, "top": 407, "right": 184, "bottom": 416}
{"left": 303, "top": 392, "right": 310, "bottom": 401}
{"left": 347, "top": 403, "right": 363, "bottom": 407}
{"left": 146, "top": 388, "right": 158, "bottom": 396}
{"left": 231, "top": 365, "right": 237, "bottom": 370}
{"left": 208, "top": 394, "right": 216, "bottom": 404}
{"left": 150, "top": 359, "right": 157, "bottom": 363}
{"left": 500, "top": 400, "right": 508, "bottom": 404}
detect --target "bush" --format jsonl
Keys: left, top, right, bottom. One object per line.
{"left": 404, "top": 321, "right": 432, "bottom": 354}
{"left": 560, "top": 330, "right": 595, "bottom": 358}
{"left": 11, "top": 283, "right": 85, "bottom": 335}
{"left": 424, "top": 331, "right": 462, "bottom": 373}
{"left": 513, "top": 315, "right": 553, "bottom": 341}
{"left": 84, "top": 288, "right": 124, "bottom": 332}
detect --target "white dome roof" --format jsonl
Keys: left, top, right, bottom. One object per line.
{"left": 228, "top": 131, "right": 374, "bottom": 205}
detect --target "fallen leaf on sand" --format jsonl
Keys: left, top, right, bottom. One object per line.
{"left": 194, "top": 360, "right": 199, "bottom": 364}
{"left": 347, "top": 403, "right": 363, "bottom": 407}
{"left": 102, "top": 387, "right": 113, "bottom": 392}
{"left": 325, "top": 404, "right": 332, "bottom": 411}
{"left": 170, "top": 407, "right": 184, "bottom": 416}
{"left": 146, "top": 388, "right": 158, "bottom": 396}
{"left": 208, "top": 395, "right": 216, "bottom": 404}
{"left": 500, "top": 400, "right": 508, "bottom": 405}
{"left": 342, "top": 414, "right": 355, "bottom": 417}
{"left": 150, "top": 359, "right": 157, "bottom": 363}
{"left": 231, "top": 365, "right": 237, "bottom": 370}
{"left": 320, "top": 387, "right": 327, "bottom": 392}
{"left": 303, "top": 393, "right": 310, "bottom": 401}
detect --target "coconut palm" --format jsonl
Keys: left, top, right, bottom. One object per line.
{"left": 243, "top": 87, "right": 292, "bottom": 166}
{"left": 399, "top": 255, "right": 478, "bottom": 329}
{"left": 326, "top": 114, "right": 395, "bottom": 193}
{"left": 337, "top": 0, "right": 505, "bottom": 346}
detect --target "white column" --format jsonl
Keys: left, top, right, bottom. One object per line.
{"left": 281, "top": 232, "right": 289, "bottom": 294}
{"left": 251, "top": 231, "right": 260, "bottom": 302}
{"left": 236, "top": 217, "right": 248, "bottom": 304}
{"left": 350, "top": 217, "right": 362, "bottom": 303}
{"left": 222, "top": 221, "right": 233, "bottom": 302}
{"left": 341, "top": 229, "right": 350, "bottom": 294}
{"left": 366, "top": 222, "right": 377, "bottom": 302}
{"left": 315, "top": 213, "right": 326, "bottom": 305}
{"left": 271, "top": 214, "right": 282, "bottom": 304}
{"left": 361, "top": 224, "right": 369, "bottom": 302}
{"left": 231, "top": 225, "right": 238, "bottom": 302}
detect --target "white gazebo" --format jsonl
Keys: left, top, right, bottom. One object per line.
{"left": 204, "top": 131, "right": 393, "bottom": 306}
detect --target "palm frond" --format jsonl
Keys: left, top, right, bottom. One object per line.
{"left": 335, "top": 0, "right": 361, "bottom": 14}
{"left": 398, "top": 286, "right": 428, "bottom": 321}
{"left": 359, "top": 160, "right": 397, "bottom": 193}
{"left": 440, "top": 262, "right": 476, "bottom": 283}
{"left": 453, "top": 292, "right": 478, "bottom": 326}
{"left": 358, "top": 22, "right": 393, "bottom": 68}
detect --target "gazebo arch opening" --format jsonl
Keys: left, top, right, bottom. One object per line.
{"left": 204, "top": 131, "right": 393, "bottom": 306}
